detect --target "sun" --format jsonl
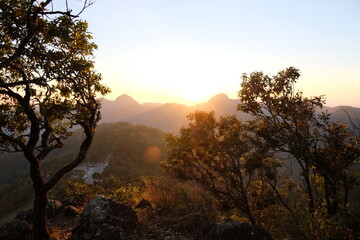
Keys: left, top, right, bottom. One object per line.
{"left": 104, "top": 43, "right": 242, "bottom": 105}
{"left": 173, "top": 81, "right": 215, "bottom": 105}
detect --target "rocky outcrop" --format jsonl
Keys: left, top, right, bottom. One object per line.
{"left": 206, "top": 221, "right": 271, "bottom": 240}
{"left": 71, "top": 195, "right": 137, "bottom": 240}
{"left": 0, "top": 220, "right": 31, "bottom": 240}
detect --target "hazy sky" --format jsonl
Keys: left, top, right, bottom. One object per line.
{"left": 72, "top": 0, "right": 359, "bottom": 106}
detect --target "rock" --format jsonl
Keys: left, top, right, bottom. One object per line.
{"left": 71, "top": 195, "right": 137, "bottom": 240}
{"left": 135, "top": 199, "right": 152, "bottom": 209}
{"left": 0, "top": 220, "right": 31, "bottom": 240}
{"left": 47, "top": 199, "right": 62, "bottom": 218}
{"left": 206, "top": 221, "right": 271, "bottom": 240}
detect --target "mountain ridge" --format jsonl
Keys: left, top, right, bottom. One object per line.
{"left": 100, "top": 93, "right": 360, "bottom": 133}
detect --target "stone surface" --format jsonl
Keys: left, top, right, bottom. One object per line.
{"left": 206, "top": 221, "right": 271, "bottom": 240}
{"left": 0, "top": 220, "right": 31, "bottom": 240}
{"left": 71, "top": 195, "right": 137, "bottom": 240}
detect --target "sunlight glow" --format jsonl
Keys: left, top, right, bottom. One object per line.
{"left": 99, "top": 44, "right": 246, "bottom": 104}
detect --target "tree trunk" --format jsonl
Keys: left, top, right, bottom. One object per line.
{"left": 243, "top": 201, "right": 257, "bottom": 225}
{"left": 247, "top": 211, "right": 257, "bottom": 225}
{"left": 32, "top": 187, "right": 50, "bottom": 240}
{"left": 295, "top": 157, "right": 315, "bottom": 213}
{"left": 323, "top": 176, "right": 338, "bottom": 215}
{"left": 29, "top": 155, "right": 50, "bottom": 240}
{"left": 342, "top": 174, "right": 349, "bottom": 210}
{"left": 303, "top": 169, "right": 315, "bottom": 212}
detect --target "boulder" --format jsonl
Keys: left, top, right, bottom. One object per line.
{"left": 0, "top": 220, "right": 31, "bottom": 240}
{"left": 71, "top": 195, "right": 137, "bottom": 240}
{"left": 207, "top": 221, "right": 271, "bottom": 240}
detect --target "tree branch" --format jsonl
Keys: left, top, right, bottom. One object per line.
{"left": 0, "top": 1, "right": 50, "bottom": 68}
{"left": 0, "top": 77, "right": 47, "bottom": 88}
{"left": 44, "top": 126, "right": 94, "bottom": 190}
{"left": 0, "top": 88, "right": 40, "bottom": 150}
{"left": 0, "top": 131, "right": 26, "bottom": 150}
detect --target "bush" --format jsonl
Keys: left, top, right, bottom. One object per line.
{"left": 51, "top": 176, "right": 142, "bottom": 206}
{"left": 137, "top": 176, "right": 217, "bottom": 238}
{"left": 285, "top": 206, "right": 356, "bottom": 240}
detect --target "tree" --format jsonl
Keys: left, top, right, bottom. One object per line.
{"left": 164, "top": 111, "right": 282, "bottom": 224}
{"left": 0, "top": 1, "right": 109, "bottom": 239}
{"left": 238, "top": 67, "right": 360, "bottom": 215}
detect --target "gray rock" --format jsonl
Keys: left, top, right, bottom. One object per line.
{"left": 206, "top": 221, "right": 271, "bottom": 240}
{"left": 71, "top": 195, "right": 137, "bottom": 240}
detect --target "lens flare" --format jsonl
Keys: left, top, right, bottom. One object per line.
{"left": 143, "top": 146, "right": 161, "bottom": 164}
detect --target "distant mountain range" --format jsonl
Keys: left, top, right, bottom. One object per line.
{"left": 100, "top": 94, "right": 360, "bottom": 133}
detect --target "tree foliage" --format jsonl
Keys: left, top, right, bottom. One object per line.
{"left": 164, "top": 67, "right": 360, "bottom": 238}
{"left": 0, "top": 1, "right": 109, "bottom": 239}
{"left": 52, "top": 176, "right": 142, "bottom": 206}
{"left": 238, "top": 67, "right": 360, "bottom": 216}
{"left": 164, "top": 111, "right": 282, "bottom": 224}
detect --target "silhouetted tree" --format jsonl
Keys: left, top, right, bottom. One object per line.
{"left": 0, "top": 1, "right": 109, "bottom": 239}
{"left": 238, "top": 67, "right": 360, "bottom": 215}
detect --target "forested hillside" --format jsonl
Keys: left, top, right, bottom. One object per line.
{"left": 0, "top": 122, "right": 167, "bottom": 224}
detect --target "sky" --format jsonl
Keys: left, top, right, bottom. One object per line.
{"left": 69, "top": 0, "right": 359, "bottom": 107}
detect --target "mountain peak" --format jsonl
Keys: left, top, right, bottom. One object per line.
{"left": 114, "top": 94, "right": 139, "bottom": 106}
{"left": 208, "top": 93, "right": 230, "bottom": 103}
